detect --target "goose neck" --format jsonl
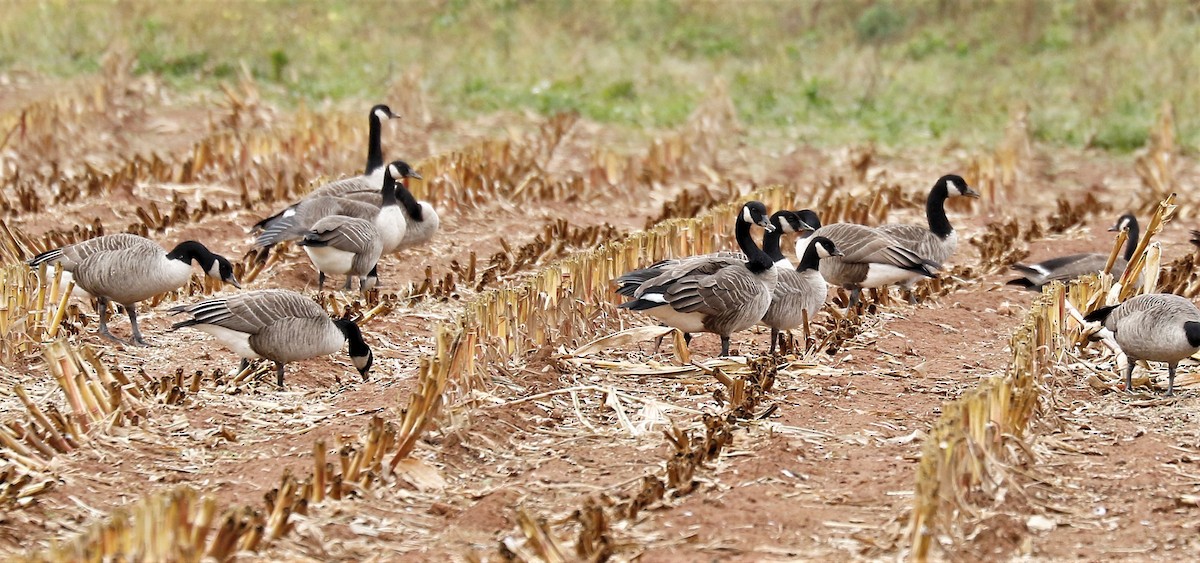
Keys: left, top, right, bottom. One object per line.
{"left": 335, "top": 319, "right": 369, "bottom": 354}
{"left": 797, "top": 243, "right": 822, "bottom": 271}
{"left": 365, "top": 113, "right": 384, "bottom": 175}
{"left": 1122, "top": 221, "right": 1140, "bottom": 261}
{"left": 760, "top": 225, "right": 785, "bottom": 262}
{"left": 380, "top": 175, "right": 399, "bottom": 207}
{"left": 735, "top": 215, "right": 773, "bottom": 274}
{"left": 926, "top": 185, "right": 953, "bottom": 238}
{"left": 167, "top": 241, "right": 212, "bottom": 268}
{"left": 395, "top": 181, "right": 424, "bottom": 220}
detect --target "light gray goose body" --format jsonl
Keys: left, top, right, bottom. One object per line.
{"left": 761, "top": 229, "right": 841, "bottom": 354}
{"left": 27, "top": 234, "right": 240, "bottom": 345}
{"left": 1085, "top": 293, "right": 1200, "bottom": 396}
{"left": 618, "top": 202, "right": 779, "bottom": 356}
{"left": 1008, "top": 214, "right": 1139, "bottom": 291}
{"left": 875, "top": 174, "right": 979, "bottom": 299}
{"left": 309, "top": 178, "right": 439, "bottom": 253}
{"left": 794, "top": 211, "right": 939, "bottom": 308}
{"left": 297, "top": 215, "right": 383, "bottom": 292}
{"left": 170, "top": 289, "right": 373, "bottom": 388}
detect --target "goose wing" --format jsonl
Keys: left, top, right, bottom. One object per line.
{"left": 254, "top": 196, "right": 381, "bottom": 248}
{"left": 817, "top": 224, "right": 938, "bottom": 270}
{"left": 29, "top": 233, "right": 159, "bottom": 269}
{"left": 171, "top": 289, "right": 325, "bottom": 333}
{"left": 301, "top": 216, "right": 379, "bottom": 253}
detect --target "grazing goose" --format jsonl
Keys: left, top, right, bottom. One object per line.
{"left": 1007, "top": 214, "right": 1139, "bottom": 291}
{"left": 28, "top": 234, "right": 241, "bottom": 346}
{"left": 1084, "top": 293, "right": 1200, "bottom": 396}
{"left": 251, "top": 104, "right": 398, "bottom": 237}
{"left": 794, "top": 211, "right": 939, "bottom": 308}
{"left": 170, "top": 289, "right": 373, "bottom": 388}
{"left": 297, "top": 215, "right": 383, "bottom": 292}
{"left": 762, "top": 231, "right": 841, "bottom": 354}
{"left": 253, "top": 161, "right": 421, "bottom": 259}
{"left": 618, "top": 201, "right": 778, "bottom": 357}
{"left": 876, "top": 174, "right": 979, "bottom": 299}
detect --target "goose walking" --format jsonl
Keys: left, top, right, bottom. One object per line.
{"left": 1007, "top": 214, "right": 1139, "bottom": 291}
{"left": 251, "top": 104, "right": 398, "bottom": 239}
{"left": 170, "top": 289, "right": 373, "bottom": 388}
{"left": 794, "top": 210, "right": 939, "bottom": 308}
{"left": 28, "top": 234, "right": 241, "bottom": 345}
{"left": 297, "top": 215, "right": 383, "bottom": 292}
{"left": 876, "top": 174, "right": 979, "bottom": 300}
{"left": 618, "top": 201, "right": 778, "bottom": 357}
{"left": 1084, "top": 293, "right": 1200, "bottom": 396}
{"left": 253, "top": 160, "right": 421, "bottom": 264}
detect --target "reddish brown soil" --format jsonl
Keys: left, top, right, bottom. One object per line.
{"left": 3, "top": 74, "right": 1200, "bottom": 561}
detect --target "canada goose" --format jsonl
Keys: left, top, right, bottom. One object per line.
{"left": 253, "top": 161, "right": 422, "bottom": 259}
{"left": 1007, "top": 214, "right": 1139, "bottom": 291}
{"left": 618, "top": 201, "right": 778, "bottom": 357}
{"left": 297, "top": 215, "right": 383, "bottom": 292}
{"left": 170, "top": 289, "right": 373, "bottom": 388}
{"left": 28, "top": 234, "right": 241, "bottom": 346}
{"left": 794, "top": 211, "right": 939, "bottom": 308}
{"left": 762, "top": 232, "right": 841, "bottom": 354}
{"left": 1084, "top": 293, "right": 1200, "bottom": 396}
{"left": 876, "top": 174, "right": 979, "bottom": 299}
{"left": 308, "top": 174, "right": 440, "bottom": 253}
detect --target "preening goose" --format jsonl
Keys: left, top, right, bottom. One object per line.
{"left": 794, "top": 210, "right": 939, "bottom": 308}
{"left": 297, "top": 215, "right": 383, "bottom": 292}
{"left": 28, "top": 234, "right": 241, "bottom": 346}
{"left": 618, "top": 201, "right": 778, "bottom": 357}
{"left": 253, "top": 161, "right": 421, "bottom": 259}
{"left": 170, "top": 289, "right": 373, "bottom": 388}
{"left": 1085, "top": 293, "right": 1200, "bottom": 396}
{"left": 762, "top": 230, "right": 841, "bottom": 354}
{"left": 1007, "top": 213, "right": 1139, "bottom": 291}
{"left": 876, "top": 174, "right": 979, "bottom": 299}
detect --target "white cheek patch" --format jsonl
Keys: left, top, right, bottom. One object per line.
{"left": 208, "top": 262, "right": 221, "bottom": 278}
{"left": 742, "top": 207, "right": 753, "bottom": 223}
{"left": 1118, "top": 219, "right": 1130, "bottom": 230}
{"left": 817, "top": 245, "right": 831, "bottom": 258}
{"left": 389, "top": 164, "right": 400, "bottom": 178}
{"left": 946, "top": 179, "right": 961, "bottom": 196}
{"left": 374, "top": 108, "right": 390, "bottom": 120}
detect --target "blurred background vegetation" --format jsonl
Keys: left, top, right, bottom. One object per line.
{"left": 1, "top": 0, "right": 1196, "bottom": 151}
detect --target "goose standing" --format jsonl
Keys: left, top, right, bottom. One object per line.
{"left": 762, "top": 225, "right": 842, "bottom": 354}
{"left": 1084, "top": 293, "right": 1200, "bottom": 396}
{"left": 253, "top": 160, "right": 421, "bottom": 261}
{"left": 170, "top": 289, "right": 373, "bottom": 388}
{"left": 876, "top": 174, "right": 979, "bottom": 300}
{"left": 252, "top": 103, "right": 400, "bottom": 256}
{"left": 297, "top": 215, "right": 383, "bottom": 292}
{"left": 794, "top": 210, "right": 939, "bottom": 308}
{"left": 618, "top": 201, "right": 778, "bottom": 357}
{"left": 307, "top": 171, "right": 440, "bottom": 253}
{"left": 28, "top": 234, "right": 241, "bottom": 345}
{"left": 1007, "top": 214, "right": 1139, "bottom": 291}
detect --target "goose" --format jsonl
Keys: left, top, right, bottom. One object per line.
{"left": 170, "top": 289, "right": 373, "bottom": 388}
{"left": 250, "top": 104, "right": 398, "bottom": 238}
{"left": 875, "top": 174, "right": 979, "bottom": 300}
{"left": 794, "top": 210, "right": 939, "bottom": 308}
{"left": 307, "top": 173, "right": 439, "bottom": 254}
{"left": 1084, "top": 293, "right": 1200, "bottom": 396}
{"left": 762, "top": 230, "right": 842, "bottom": 355}
{"left": 297, "top": 215, "right": 383, "bottom": 292}
{"left": 1007, "top": 213, "right": 1139, "bottom": 291}
{"left": 27, "top": 234, "right": 241, "bottom": 346}
{"left": 253, "top": 160, "right": 421, "bottom": 260}
{"left": 618, "top": 201, "right": 778, "bottom": 357}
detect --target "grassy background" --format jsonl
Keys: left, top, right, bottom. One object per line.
{"left": 1, "top": 0, "right": 1197, "bottom": 151}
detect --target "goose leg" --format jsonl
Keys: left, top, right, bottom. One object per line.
{"left": 275, "top": 362, "right": 286, "bottom": 388}
{"left": 1124, "top": 361, "right": 1136, "bottom": 394}
{"left": 96, "top": 297, "right": 126, "bottom": 345}
{"left": 906, "top": 286, "right": 919, "bottom": 305}
{"left": 238, "top": 358, "right": 251, "bottom": 373}
{"left": 1167, "top": 363, "right": 1177, "bottom": 396}
{"left": 769, "top": 328, "right": 779, "bottom": 355}
{"left": 126, "top": 304, "right": 150, "bottom": 347}
{"left": 342, "top": 277, "right": 353, "bottom": 291}
{"left": 317, "top": 272, "right": 326, "bottom": 291}
{"left": 719, "top": 336, "right": 731, "bottom": 357}
{"left": 847, "top": 287, "right": 863, "bottom": 309}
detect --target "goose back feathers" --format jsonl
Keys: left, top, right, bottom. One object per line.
{"left": 298, "top": 215, "right": 383, "bottom": 292}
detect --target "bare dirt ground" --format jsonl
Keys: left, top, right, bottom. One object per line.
{"left": 2, "top": 72, "right": 1200, "bottom": 561}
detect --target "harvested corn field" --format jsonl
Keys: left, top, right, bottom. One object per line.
{"left": 4, "top": 4, "right": 1200, "bottom": 562}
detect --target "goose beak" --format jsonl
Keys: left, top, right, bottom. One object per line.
{"left": 227, "top": 276, "right": 242, "bottom": 289}
{"left": 832, "top": 249, "right": 845, "bottom": 257}
{"left": 757, "top": 219, "right": 775, "bottom": 233}
{"left": 798, "top": 221, "right": 818, "bottom": 231}
{"left": 407, "top": 170, "right": 423, "bottom": 180}
{"left": 963, "top": 186, "right": 981, "bottom": 199}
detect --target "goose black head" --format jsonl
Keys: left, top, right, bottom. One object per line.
{"left": 811, "top": 236, "right": 843, "bottom": 258}
{"left": 742, "top": 201, "right": 774, "bottom": 232}
{"left": 770, "top": 211, "right": 805, "bottom": 234}
{"left": 1107, "top": 213, "right": 1137, "bottom": 233}
{"left": 371, "top": 104, "right": 399, "bottom": 122}
{"left": 938, "top": 174, "right": 980, "bottom": 199}
{"left": 207, "top": 254, "right": 242, "bottom": 289}
{"left": 794, "top": 209, "right": 821, "bottom": 233}
{"left": 387, "top": 160, "right": 423, "bottom": 182}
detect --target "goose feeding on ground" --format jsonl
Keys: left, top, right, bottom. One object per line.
{"left": 1085, "top": 293, "right": 1200, "bottom": 396}
{"left": 1007, "top": 213, "right": 1139, "bottom": 291}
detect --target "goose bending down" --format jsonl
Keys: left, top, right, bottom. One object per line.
{"left": 876, "top": 174, "right": 979, "bottom": 300}
{"left": 1084, "top": 293, "right": 1200, "bottom": 396}
{"left": 297, "top": 215, "right": 383, "bottom": 292}
{"left": 253, "top": 160, "right": 421, "bottom": 262}
{"left": 28, "top": 234, "right": 241, "bottom": 346}
{"left": 170, "top": 289, "right": 373, "bottom": 388}
{"left": 794, "top": 210, "right": 939, "bottom": 308}
{"left": 1007, "top": 214, "right": 1139, "bottom": 291}
{"left": 618, "top": 201, "right": 779, "bottom": 357}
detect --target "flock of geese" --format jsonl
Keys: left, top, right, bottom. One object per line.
{"left": 27, "top": 105, "right": 437, "bottom": 387}
{"left": 19, "top": 102, "right": 1200, "bottom": 395}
